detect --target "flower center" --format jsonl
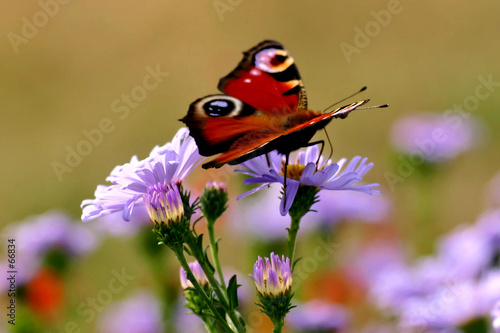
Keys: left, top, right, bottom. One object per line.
{"left": 281, "top": 163, "right": 306, "bottom": 180}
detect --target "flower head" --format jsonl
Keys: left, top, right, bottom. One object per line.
{"left": 81, "top": 128, "right": 203, "bottom": 223}
{"left": 144, "top": 183, "right": 184, "bottom": 226}
{"left": 180, "top": 261, "right": 208, "bottom": 290}
{"left": 250, "top": 252, "right": 292, "bottom": 297}
{"left": 236, "top": 145, "right": 380, "bottom": 216}
{"left": 390, "top": 112, "right": 479, "bottom": 163}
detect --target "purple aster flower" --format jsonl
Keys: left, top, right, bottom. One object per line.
{"left": 492, "top": 300, "right": 500, "bottom": 332}
{"left": 180, "top": 260, "right": 208, "bottom": 290}
{"left": 250, "top": 252, "right": 292, "bottom": 296}
{"left": 236, "top": 145, "right": 380, "bottom": 216}
{"left": 81, "top": 128, "right": 203, "bottom": 222}
{"left": 390, "top": 112, "right": 479, "bottom": 163}
{"left": 97, "top": 290, "right": 163, "bottom": 333}
{"left": 287, "top": 300, "right": 350, "bottom": 333}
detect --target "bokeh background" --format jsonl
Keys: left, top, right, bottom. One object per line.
{"left": 1, "top": 1, "right": 500, "bottom": 332}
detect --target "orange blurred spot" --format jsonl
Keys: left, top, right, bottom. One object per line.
{"left": 25, "top": 268, "right": 65, "bottom": 320}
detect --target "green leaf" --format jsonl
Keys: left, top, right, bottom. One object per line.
{"left": 227, "top": 275, "right": 240, "bottom": 310}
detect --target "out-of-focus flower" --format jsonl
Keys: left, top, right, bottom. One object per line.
{"left": 492, "top": 300, "right": 500, "bottom": 332}
{"left": 399, "top": 271, "right": 500, "bottom": 332}
{"left": 302, "top": 190, "right": 391, "bottom": 227}
{"left": 363, "top": 208, "right": 500, "bottom": 332}
{"left": 390, "top": 112, "right": 479, "bottom": 163}
{"left": 174, "top": 298, "right": 207, "bottom": 333}
{"left": 287, "top": 300, "right": 350, "bottom": 333}
{"left": 180, "top": 261, "right": 208, "bottom": 290}
{"left": 236, "top": 145, "right": 379, "bottom": 216}
{"left": 97, "top": 290, "right": 163, "bottom": 333}
{"left": 486, "top": 172, "right": 500, "bottom": 207}
{"left": 250, "top": 252, "right": 292, "bottom": 297}
{"left": 230, "top": 184, "right": 316, "bottom": 240}
{"left": 0, "top": 210, "right": 98, "bottom": 290}
{"left": 81, "top": 128, "right": 203, "bottom": 222}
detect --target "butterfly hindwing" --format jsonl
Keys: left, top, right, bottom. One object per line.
{"left": 218, "top": 40, "right": 308, "bottom": 113}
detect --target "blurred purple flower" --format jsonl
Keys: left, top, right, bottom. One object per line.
{"left": 236, "top": 145, "right": 380, "bottom": 216}
{"left": 287, "top": 300, "right": 350, "bottom": 332}
{"left": 97, "top": 290, "right": 163, "bottom": 333}
{"left": 81, "top": 128, "right": 203, "bottom": 222}
{"left": 174, "top": 298, "right": 207, "bottom": 333}
{"left": 492, "top": 300, "right": 500, "bottom": 332}
{"left": 399, "top": 271, "right": 500, "bottom": 331}
{"left": 302, "top": 189, "right": 391, "bottom": 226}
{"left": 180, "top": 260, "right": 208, "bottom": 290}
{"left": 390, "top": 112, "right": 479, "bottom": 162}
{"left": 229, "top": 184, "right": 316, "bottom": 240}
{"left": 0, "top": 210, "right": 98, "bottom": 290}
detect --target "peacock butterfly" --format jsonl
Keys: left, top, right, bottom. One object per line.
{"left": 180, "top": 40, "right": 376, "bottom": 170}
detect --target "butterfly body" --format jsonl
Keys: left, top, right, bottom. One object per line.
{"left": 180, "top": 40, "right": 369, "bottom": 169}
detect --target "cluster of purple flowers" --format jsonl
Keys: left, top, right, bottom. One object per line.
{"left": 360, "top": 208, "right": 500, "bottom": 331}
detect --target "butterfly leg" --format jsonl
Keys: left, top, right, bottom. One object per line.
{"left": 265, "top": 153, "right": 271, "bottom": 168}
{"left": 303, "top": 140, "right": 325, "bottom": 171}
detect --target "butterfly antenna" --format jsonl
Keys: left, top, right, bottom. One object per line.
{"left": 323, "top": 86, "right": 367, "bottom": 112}
{"left": 357, "top": 103, "right": 389, "bottom": 110}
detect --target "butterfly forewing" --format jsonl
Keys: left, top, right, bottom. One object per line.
{"left": 218, "top": 40, "right": 308, "bottom": 113}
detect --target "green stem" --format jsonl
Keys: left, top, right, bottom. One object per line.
{"left": 186, "top": 238, "right": 246, "bottom": 333}
{"left": 174, "top": 248, "right": 234, "bottom": 333}
{"left": 207, "top": 220, "right": 227, "bottom": 291}
{"left": 272, "top": 318, "right": 284, "bottom": 333}
{"left": 287, "top": 215, "right": 301, "bottom": 267}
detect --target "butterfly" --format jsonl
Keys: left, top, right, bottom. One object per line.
{"left": 181, "top": 40, "right": 378, "bottom": 171}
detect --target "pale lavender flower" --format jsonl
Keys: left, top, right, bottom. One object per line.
{"left": 180, "top": 260, "right": 208, "bottom": 290}
{"left": 236, "top": 145, "right": 380, "bottom": 216}
{"left": 390, "top": 112, "right": 479, "bottom": 162}
{"left": 174, "top": 298, "right": 207, "bottom": 333}
{"left": 81, "top": 128, "right": 203, "bottom": 222}
{"left": 302, "top": 189, "right": 391, "bottom": 226}
{"left": 250, "top": 252, "right": 292, "bottom": 296}
{"left": 399, "top": 271, "right": 500, "bottom": 331}
{"left": 230, "top": 184, "right": 316, "bottom": 240}
{"left": 0, "top": 210, "right": 97, "bottom": 291}
{"left": 97, "top": 290, "right": 163, "bottom": 333}
{"left": 287, "top": 300, "right": 350, "bottom": 332}
{"left": 492, "top": 300, "right": 500, "bottom": 332}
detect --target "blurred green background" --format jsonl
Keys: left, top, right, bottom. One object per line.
{"left": 1, "top": 1, "right": 500, "bottom": 331}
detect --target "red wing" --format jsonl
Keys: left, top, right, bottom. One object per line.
{"left": 180, "top": 94, "right": 286, "bottom": 158}
{"left": 218, "top": 40, "right": 307, "bottom": 114}
{"left": 202, "top": 130, "right": 283, "bottom": 169}
{"left": 282, "top": 100, "right": 370, "bottom": 135}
